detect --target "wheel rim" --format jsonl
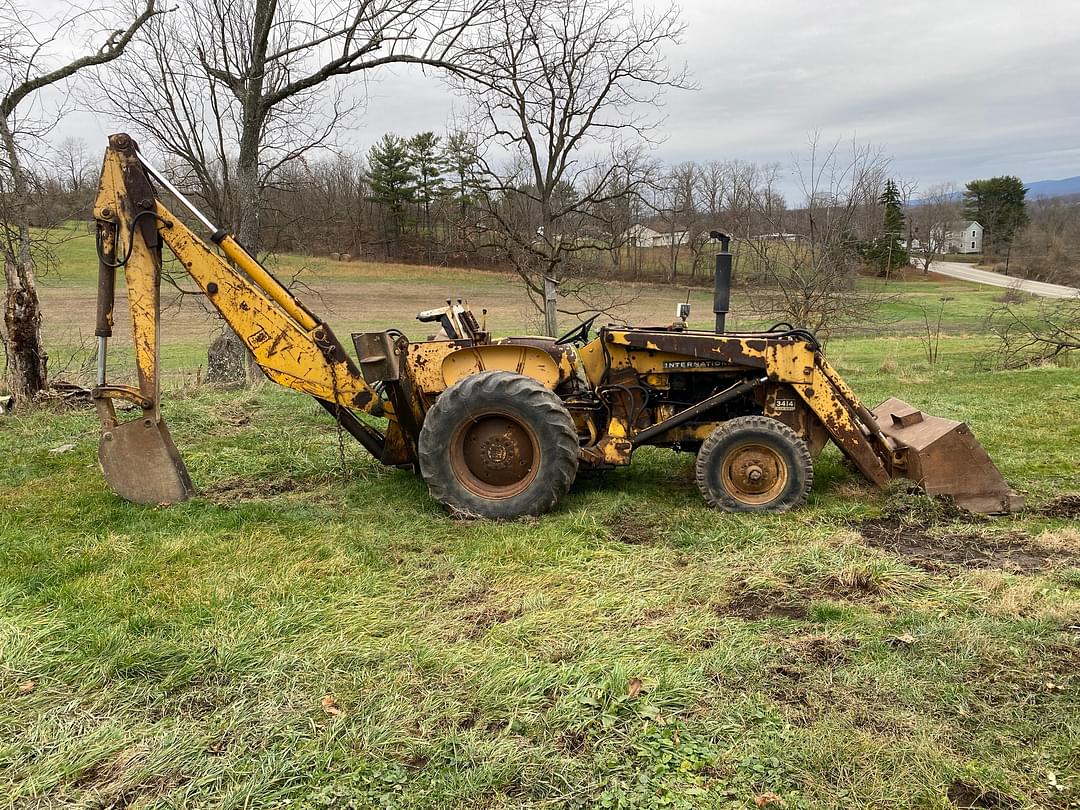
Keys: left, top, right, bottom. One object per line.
{"left": 450, "top": 411, "right": 540, "bottom": 500}
{"left": 719, "top": 441, "right": 789, "bottom": 506}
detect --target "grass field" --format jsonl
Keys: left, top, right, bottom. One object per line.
{"left": 1, "top": 227, "right": 1078, "bottom": 809}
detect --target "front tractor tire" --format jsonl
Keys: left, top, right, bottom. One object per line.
{"left": 418, "top": 371, "right": 579, "bottom": 519}
{"left": 695, "top": 416, "right": 814, "bottom": 513}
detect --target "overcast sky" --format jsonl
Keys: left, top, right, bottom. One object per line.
{"left": 57, "top": 0, "right": 1080, "bottom": 196}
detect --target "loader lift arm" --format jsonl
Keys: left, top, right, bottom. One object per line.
{"left": 92, "top": 133, "right": 387, "bottom": 503}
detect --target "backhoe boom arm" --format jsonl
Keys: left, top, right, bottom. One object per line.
{"left": 91, "top": 133, "right": 385, "bottom": 504}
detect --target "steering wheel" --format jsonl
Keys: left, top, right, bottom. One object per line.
{"left": 554, "top": 314, "right": 600, "bottom": 346}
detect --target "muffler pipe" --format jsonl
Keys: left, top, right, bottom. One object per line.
{"left": 711, "top": 231, "right": 731, "bottom": 333}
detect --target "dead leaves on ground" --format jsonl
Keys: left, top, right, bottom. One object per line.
{"left": 320, "top": 695, "right": 342, "bottom": 717}
{"left": 755, "top": 792, "right": 786, "bottom": 807}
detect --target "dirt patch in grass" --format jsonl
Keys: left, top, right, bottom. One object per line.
{"left": 690, "top": 627, "right": 725, "bottom": 650}
{"left": 816, "top": 565, "right": 900, "bottom": 601}
{"left": 201, "top": 474, "right": 338, "bottom": 504}
{"left": 946, "top": 779, "right": 1017, "bottom": 809}
{"left": 860, "top": 518, "right": 1080, "bottom": 574}
{"left": 202, "top": 477, "right": 304, "bottom": 503}
{"left": 81, "top": 775, "right": 191, "bottom": 809}
{"left": 465, "top": 604, "right": 523, "bottom": 631}
{"left": 1048, "top": 640, "right": 1080, "bottom": 676}
{"left": 1036, "top": 494, "right": 1080, "bottom": 519}
{"left": 70, "top": 748, "right": 191, "bottom": 809}
{"left": 770, "top": 634, "right": 858, "bottom": 680}
{"left": 558, "top": 729, "right": 589, "bottom": 754}
{"left": 764, "top": 635, "right": 859, "bottom": 725}
{"left": 787, "top": 634, "right": 857, "bottom": 665}
{"left": 722, "top": 588, "right": 808, "bottom": 620}
{"left": 454, "top": 599, "right": 524, "bottom": 640}
{"left": 206, "top": 397, "right": 258, "bottom": 431}
{"left": 973, "top": 639, "right": 1078, "bottom": 691}
{"left": 606, "top": 504, "right": 660, "bottom": 545}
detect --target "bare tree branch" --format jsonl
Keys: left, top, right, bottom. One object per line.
{"left": 451, "top": 0, "right": 689, "bottom": 334}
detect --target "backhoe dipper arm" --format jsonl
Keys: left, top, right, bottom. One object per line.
{"left": 91, "top": 134, "right": 385, "bottom": 504}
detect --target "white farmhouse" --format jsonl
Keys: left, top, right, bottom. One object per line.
{"left": 911, "top": 221, "right": 984, "bottom": 255}
{"left": 944, "top": 221, "right": 983, "bottom": 254}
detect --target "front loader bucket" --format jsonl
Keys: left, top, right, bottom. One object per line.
{"left": 871, "top": 397, "right": 1023, "bottom": 514}
{"left": 98, "top": 414, "right": 194, "bottom": 506}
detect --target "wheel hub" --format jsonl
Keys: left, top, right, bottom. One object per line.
{"left": 480, "top": 436, "right": 515, "bottom": 469}
{"left": 721, "top": 442, "right": 788, "bottom": 505}
{"left": 452, "top": 412, "right": 539, "bottom": 498}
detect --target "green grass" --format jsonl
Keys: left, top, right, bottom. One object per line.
{"left": 2, "top": 227, "right": 1079, "bottom": 808}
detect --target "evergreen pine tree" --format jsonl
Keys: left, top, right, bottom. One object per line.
{"left": 880, "top": 179, "right": 906, "bottom": 239}
{"left": 407, "top": 132, "right": 448, "bottom": 231}
{"left": 963, "top": 176, "right": 1028, "bottom": 256}
{"left": 444, "top": 131, "right": 481, "bottom": 220}
{"left": 861, "top": 178, "right": 909, "bottom": 275}
{"left": 366, "top": 134, "right": 415, "bottom": 249}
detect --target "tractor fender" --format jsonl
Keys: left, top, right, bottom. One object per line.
{"left": 437, "top": 342, "right": 576, "bottom": 392}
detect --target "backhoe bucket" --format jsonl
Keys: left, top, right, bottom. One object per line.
{"left": 98, "top": 409, "right": 194, "bottom": 505}
{"left": 871, "top": 397, "right": 1022, "bottom": 514}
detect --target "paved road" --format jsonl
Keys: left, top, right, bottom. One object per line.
{"left": 927, "top": 261, "right": 1079, "bottom": 299}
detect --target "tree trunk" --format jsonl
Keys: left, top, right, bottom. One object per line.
{"left": 2, "top": 255, "right": 48, "bottom": 403}
{"left": 206, "top": 107, "right": 262, "bottom": 386}
{"left": 538, "top": 202, "right": 558, "bottom": 336}
{"left": 1, "top": 116, "right": 48, "bottom": 405}
{"left": 543, "top": 275, "right": 558, "bottom": 337}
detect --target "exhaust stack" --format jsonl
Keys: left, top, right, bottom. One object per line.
{"left": 711, "top": 231, "right": 731, "bottom": 333}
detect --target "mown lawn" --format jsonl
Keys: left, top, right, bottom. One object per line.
{"left": 2, "top": 240, "right": 1079, "bottom": 809}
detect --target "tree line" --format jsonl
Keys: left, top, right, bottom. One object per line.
{"left": 17, "top": 133, "right": 1066, "bottom": 287}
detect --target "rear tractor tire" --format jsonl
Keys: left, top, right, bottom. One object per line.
{"left": 695, "top": 415, "right": 813, "bottom": 513}
{"left": 418, "top": 371, "right": 579, "bottom": 519}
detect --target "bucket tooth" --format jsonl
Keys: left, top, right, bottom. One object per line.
{"left": 871, "top": 397, "right": 1023, "bottom": 514}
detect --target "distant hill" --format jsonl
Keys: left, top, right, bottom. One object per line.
{"left": 912, "top": 175, "right": 1080, "bottom": 205}
{"left": 1024, "top": 176, "right": 1080, "bottom": 199}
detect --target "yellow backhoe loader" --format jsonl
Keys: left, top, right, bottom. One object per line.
{"left": 90, "top": 134, "right": 1022, "bottom": 518}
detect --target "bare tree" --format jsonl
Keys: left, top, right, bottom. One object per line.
{"left": 109, "top": 0, "right": 489, "bottom": 251}
{"left": 55, "top": 137, "right": 93, "bottom": 195}
{"left": 895, "top": 175, "right": 919, "bottom": 253}
{"left": 584, "top": 152, "right": 659, "bottom": 278}
{"left": 1008, "top": 197, "right": 1080, "bottom": 286}
{"left": 453, "top": 0, "right": 688, "bottom": 335}
{"left": 738, "top": 135, "right": 893, "bottom": 341}
{"left": 696, "top": 160, "right": 729, "bottom": 221}
{"left": 1, "top": 0, "right": 158, "bottom": 405}
{"left": 989, "top": 296, "right": 1080, "bottom": 368}
{"left": 911, "top": 182, "right": 961, "bottom": 274}
{"left": 654, "top": 162, "right": 698, "bottom": 281}
{"left": 102, "top": 0, "right": 491, "bottom": 380}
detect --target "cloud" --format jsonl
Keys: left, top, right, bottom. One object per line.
{"left": 653, "top": 0, "right": 1080, "bottom": 192}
